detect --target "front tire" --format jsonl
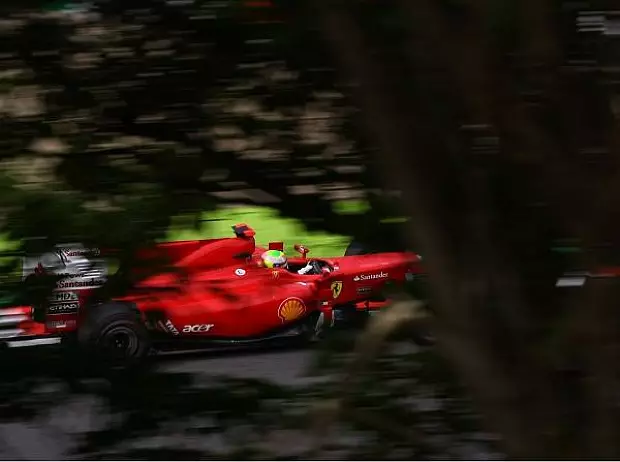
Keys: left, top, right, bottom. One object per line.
{"left": 78, "top": 302, "right": 151, "bottom": 372}
{"left": 298, "top": 311, "right": 324, "bottom": 343}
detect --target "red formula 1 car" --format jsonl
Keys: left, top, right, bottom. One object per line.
{"left": 0, "top": 224, "right": 423, "bottom": 367}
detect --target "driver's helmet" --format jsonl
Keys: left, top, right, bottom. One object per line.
{"left": 261, "top": 250, "right": 288, "bottom": 269}
{"left": 38, "top": 251, "right": 65, "bottom": 273}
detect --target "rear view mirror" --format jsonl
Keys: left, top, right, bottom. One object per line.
{"left": 294, "top": 244, "right": 310, "bottom": 258}
{"left": 232, "top": 223, "right": 256, "bottom": 239}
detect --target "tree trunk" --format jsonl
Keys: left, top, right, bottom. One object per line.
{"left": 312, "top": 0, "right": 620, "bottom": 457}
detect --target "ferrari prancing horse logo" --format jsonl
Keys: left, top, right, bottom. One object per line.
{"left": 331, "top": 281, "right": 343, "bottom": 299}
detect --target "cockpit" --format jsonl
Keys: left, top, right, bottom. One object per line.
{"left": 265, "top": 242, "right": 333, "bottom": 276}
{"left": 286, "top": 259, "right": 333, "bottom": 275}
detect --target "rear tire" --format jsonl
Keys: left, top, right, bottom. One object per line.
{"left": 78, "top": 302, "right": 151, "bottom": 372}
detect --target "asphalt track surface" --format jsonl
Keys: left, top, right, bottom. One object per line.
{"left": 0, "top": 346, "right": 320, "bottom": 460}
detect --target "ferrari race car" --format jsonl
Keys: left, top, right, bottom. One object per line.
{"left": 0, "top": 224, "right": 424, "bottom": 368}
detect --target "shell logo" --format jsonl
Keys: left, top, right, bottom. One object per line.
{"left": 272, "top": 270, "right": 280, "bottom": 279}
{"left": 278, "top": 297, "right": 306, "bottom": 323}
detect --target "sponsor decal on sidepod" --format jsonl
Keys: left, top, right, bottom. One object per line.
{"left": 183, "top": 324, "right": 215, "bottom": 333}
{"left": 49, "top": 291, "right": 79, "bottom": 302}
{"left": 165, "top": 319, "right": 180, "bottom": 335}
{"left": 353, "top": 272, "right": 388, "bottom": 282}
{"left": 47, "top": 302, "right": 79, "bottom": 315}
{"left": 331, "top": 281, "right": 343, "bottom": 299}
{"left": 278, "top": 297, "right": 306, "bottom": 323}
{"left": 58, "top": 247, "right": 101, "bottom": 257}
{"left": 46, "top": 319, "right": 77, "bottom": 330}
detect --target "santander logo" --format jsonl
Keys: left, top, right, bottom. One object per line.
{"left": 353, "top": 272, "right": 388, "bottom": 282}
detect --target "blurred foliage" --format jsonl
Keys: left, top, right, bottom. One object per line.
{"left": 313, "top": 0, "right": 620, "bottom": 458}
{"left": 167, "top": 205, "right": 350, "bottom": 256}
{"left": 1, "top": 0, "right": 619, "bottom": 460}
{"left": 0, "top": 0, "right": 395, "bottom": 256}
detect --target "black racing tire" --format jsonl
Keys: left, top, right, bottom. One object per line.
{"left": 298, "top": 311, "right": 324, "bottom": 344}
{"left": 78, "top": 302, "right": 151, "bottom": 372}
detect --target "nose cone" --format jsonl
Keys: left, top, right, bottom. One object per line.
{"left": 381, "top": 252, "right": 424, "bottom": 275}
{"left": 340, "top": 251, "right": 422, "bottom": 274}
{"left": 368, "top": 251, "right": 421, "bottom": 266}
{"left": 391, "top": 251, "right": 421, "bottom": 264}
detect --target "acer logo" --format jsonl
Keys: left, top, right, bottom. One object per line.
{"left": 353, "top": 272, "right": 388, "bottom": 282}
{"left": 183, "top": 324, "right": 214, "bottom": 333}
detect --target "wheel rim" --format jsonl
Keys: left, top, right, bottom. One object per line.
{"left": 99, "top": 324, "right": 140, "bottom": 360}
